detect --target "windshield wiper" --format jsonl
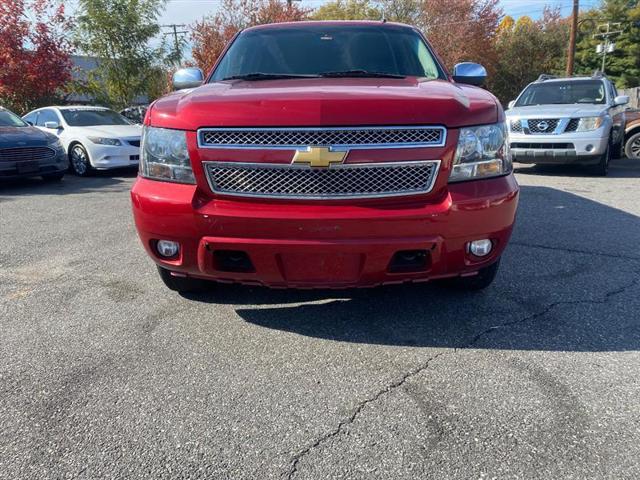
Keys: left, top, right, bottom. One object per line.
{"left": 222, "top": 73, "right": 320, "bottom": 81}
{"left": 320, "top": 70, "right": 406, "bottom": 79}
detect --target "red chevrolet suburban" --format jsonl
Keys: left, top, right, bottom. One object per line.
{"left": 131, "top": 21, "right": 519, "bottom": 292}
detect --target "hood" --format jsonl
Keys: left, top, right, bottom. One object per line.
{"left": 149, "top": 78, "right": 499, "bottom": 130}
{"left": 0, "top": 125, "right": 55, "bottom": 148}
{"left": 506, "top": 104, "right": 607, "bottom": 118}
{"left": 73, "top": 124, "right": 142, "bottom": 138}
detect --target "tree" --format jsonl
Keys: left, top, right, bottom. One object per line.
{"left": 489, "top": 8, "right": 569, "bottom": 104}
{"left": 418, "top": 0, "right": 502, "bottom": 75}
{"left": 191, "top": 0, "right": 310, "bottom": 74}
{"left": 0, "top": 0, "right": 73, "bottom": 114}
{"left": 312, "top": 0, "right": 381, "bottom": 21}
{"left": 74, "top": 0, "right": 168, "bottom": 109}
{"left": 575, "top": 0, "right": 640, "bottom": 88}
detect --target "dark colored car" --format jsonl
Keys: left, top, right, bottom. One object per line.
{"left": 0, "top": 106, "right": 68, "bottom": 181}
{"left": 119, "top": 106, "right": 148, "bottom": 125}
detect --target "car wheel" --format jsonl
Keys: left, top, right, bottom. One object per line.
{"left": 442, "top": 259, "right": 500, "bottom": 291}
{"left": 157, "top": 266, "right": 212, "bottom": 293}
{"left": 42, "top": 172, "right": 64, "bottom": 182}
{"left": 590, "top": 142, "right": 610, "bottom": 176}
{"left": 69, "top": 144, "right": 93, "bottom": 176}
{"left": 624, "top": 132, "right": 640, "bottom": 159}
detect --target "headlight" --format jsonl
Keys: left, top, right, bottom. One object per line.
{"left": 141, "top": 126, "right": 195, "bottom": 184}
{"left": 449, "top": 123, "right": 511, "bottom": 182}
{"left": 47, "top": 137, "right": 64, "bottom": 152}
{"left": 88, "top": 136, "right": 122, "bottom": 146}
{"left": 576, "top": 116, "right": 604, "bottom": 132}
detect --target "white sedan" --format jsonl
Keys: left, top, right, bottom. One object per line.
{"left": 23, "top": 106, "right": 142, "bottom": 176}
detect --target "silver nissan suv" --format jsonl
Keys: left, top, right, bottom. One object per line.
{"left": 506, "top": 73, "right": 629, "bottom": 175}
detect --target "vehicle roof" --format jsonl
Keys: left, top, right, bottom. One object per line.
{"left": 536, "top": 76, "right": 606, "bottom": 83}
{"left": 51, "top": 105, "right": 110, "bottom": 110}
{"left": 244, "top": 20, "right": 416, "bottom": 33}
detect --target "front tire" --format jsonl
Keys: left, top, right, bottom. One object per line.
{"left": 590, "top": 142, "right": 610, "bottom": 176}
{"left": 157, "top": 266, "right": 212, "bottom": 293}
{"left": 625, "top": 132, "right": 640, "bottom": 159}
{"left": 443, "top": 259, "right": 500, "bottom": 291}
{"left": 69, "top": 144, "right": 93, "bottom": 176}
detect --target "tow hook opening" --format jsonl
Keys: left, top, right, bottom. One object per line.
{"left": 388, "top": 250, "right": 430, "bottom": 273}
{"left": 214, "top": 250, "right": 255, "bottom": 273}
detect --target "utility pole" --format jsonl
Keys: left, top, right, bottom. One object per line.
{"left": 566, "top": 0, "right": 579, "bottom": 76}
{"left": 162, "top": 24, "right": 188, "bottom": 66}
{"left": 594, "top": 22, "right": 623, "bottom": 74}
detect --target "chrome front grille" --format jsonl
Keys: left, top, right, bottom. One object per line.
{"left": 0, "top": 147, "right": 56, "bottom": 163}
{"left": 564, "top": 118, "right": 580, "bottom": 132}
{"left": 510, "top": 120, "right": 523, "bottom": 133}
{"left": 526, "top": 119, "right": 559, "bottom": 134}
{"left": 204, "top": 161, "right": 440, "bottom": 199}
{"left": 198, "top": 126, "right": 446, "bottom": 149}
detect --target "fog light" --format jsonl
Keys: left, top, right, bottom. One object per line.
{"left": 585, "top": 144, "right": 594, "bottom": 152}
{"left": 469, "top": 239, "right": 493, "bottom": 257}
{"left": 156, "top": 240, "right": 179, "bottom": 258}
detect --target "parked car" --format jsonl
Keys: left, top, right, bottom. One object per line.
{"left": 131, "top": 21, "right": 519, "bottom": 293}
{"left": 23, "top": 106, "right": 142, "bottom": 176}
{"left": 0, "top": 106, "right": 68, "bottom": 181}
{"left": 119, "top": 105, "right": 148, "bottom": 125}
{"left": 506, "top": 73, "right": 629, "bottom": 176}
{"left": 624, "top": 108, "right": 640, "bottom": 159}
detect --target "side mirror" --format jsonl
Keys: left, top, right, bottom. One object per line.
{"left": 25, "top": 120, "right": 34, "bottom": 126}
{"left": 173, "top": 68, "right": 204, "bottom": 90}
{"left": 614, "top": 95, "right": 629, "bottom": 106}
{"left": 452, "top": 62, "right": 487, "bottom": 87}
{"left": 44, "top": 121, "right": 60, "bottom": 130}
{"left": 507, "top": 100, "right": 516, "bottom": 109}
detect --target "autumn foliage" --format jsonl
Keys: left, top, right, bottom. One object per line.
{"left": 191, "top": 0, "right": 311, "bottom": 74}
{"left": 0, "top": 0, "right": 73, "bottom": 114}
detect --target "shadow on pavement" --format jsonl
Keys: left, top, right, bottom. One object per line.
{"left": 514, "top": 156, "right": 640, "bottom": 178}
{"left": 0, "top": 168, "right": 137, "bottom": 198}
{"left": 184, "top": 184, "right": 640, "bottom": 352}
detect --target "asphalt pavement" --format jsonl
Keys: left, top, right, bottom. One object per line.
{"left": 1, "top": 159, "right": 639, "bottom": 479}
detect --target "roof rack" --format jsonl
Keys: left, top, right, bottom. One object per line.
{"left": 536, "top": 74, "right": 558, "bottom": 82}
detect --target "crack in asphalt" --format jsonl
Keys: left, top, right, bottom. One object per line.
{"left": 284, "top": 351, "right": 447, "bottom": 479}
{"left": 284, "top": 264, "right": 640, "bottom": 479}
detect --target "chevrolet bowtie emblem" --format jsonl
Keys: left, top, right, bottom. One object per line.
{"left": 292, "top": 147, "right": 347, "bottom": 167}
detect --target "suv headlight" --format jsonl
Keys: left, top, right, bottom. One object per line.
{"left": 88, "top": 136, "right": 122, "bottom": 146}
{"left": 141, "top": 126, "right": 195, "bottom": 184}
{"left": 575, "top": 116, "right": 604, "bottom": 132}
{"left": 449, "top": 123, "right": 511, "bottom": 182}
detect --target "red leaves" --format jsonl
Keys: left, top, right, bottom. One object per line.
{"left": 191, "top": 0, "right": 311, "bottom": 74}
{"left": 0, "top": 0, "right": 72, "bottom": 113}
{"left": 421, "top": 0, "right": 502, "bottom": 74}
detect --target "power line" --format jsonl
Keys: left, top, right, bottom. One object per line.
{"left": 162, "top": 24, "right": 189, "bottom": 65}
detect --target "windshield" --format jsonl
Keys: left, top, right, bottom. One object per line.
{"left": 0, "top": 109, "right": 28, "bottom": 127}
{"left": 61, "top": 109, "right": 131, "bottom": 127}
{"left": 210, "top": 25, "right": 444, "bottom": 81}
{"left": 515, "top": 80, "right": 607, "bottom": 106}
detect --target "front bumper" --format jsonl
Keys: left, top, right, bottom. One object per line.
{"left": 509, "top": 132, "right": 609, "bottom": 165}
{"left": 131, "top": 174, "right": 519, "bottom": 288}
{"left": 0, "top": 151, "right": 68, "bottom": 179}
{"left": 89, "top": 144, "right": 140, "bottom": 169}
